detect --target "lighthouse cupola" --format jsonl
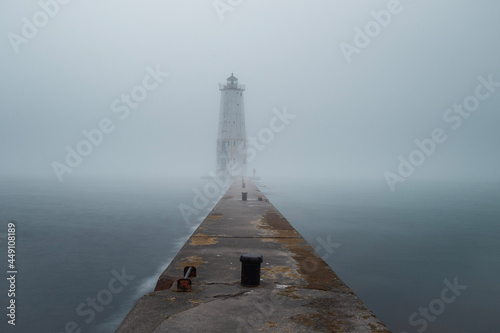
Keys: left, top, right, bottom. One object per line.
{"left": 227, "top": 73, "right": 238, "bottom": 87}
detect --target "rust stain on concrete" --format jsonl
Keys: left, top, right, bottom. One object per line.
{"left": 207, "top": 213, "right": 222, "bottom": 221}
{"left": 262, "top": 265, "right": 299, "bottom": 280}
{"left": 275, "top": 237, "right": 303, "bottom": 246}
{"left": 260, "top": 238, "right": 275, "bottom": 243}
{"left": 189, "top": 299, "right": 203, "bottom": 306}
{"left": 251, "top": 219, "right": 274, "bottom": 237}
{"left": 178, "top": 255, "right": 205, "bottom": 268}
{"left": 190, "top": 233, "right": 218, "bottom": 246}
{"left": 276, "top": 286, "right": 301, "bottom": 299}
{"left": 154, "top": 276, "right": 176, "bottom": 291}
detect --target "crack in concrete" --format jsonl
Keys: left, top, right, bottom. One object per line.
{"left": 202, "top": 282, "right": 238, "bottom": 286}
{"left": 153, "top": 290, "right": 249, "bottom": 331}
{"left": 212, "top": 290, "right": 248, "bottom": 299}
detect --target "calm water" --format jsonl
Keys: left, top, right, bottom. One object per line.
{"left": 0, "top": 177, "right": 215, "bottom": 333}
{"left": 1, "top": 177, "right": 499, "bottom": 332}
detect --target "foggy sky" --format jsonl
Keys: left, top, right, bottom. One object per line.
{"left": 1, "top": 0, "right": 499, "bottom": 184}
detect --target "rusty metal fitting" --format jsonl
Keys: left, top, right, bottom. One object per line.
{"left": 177, "top": 266, "right": 197, "bottom": 291}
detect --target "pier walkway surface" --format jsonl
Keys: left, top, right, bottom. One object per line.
{"left": 116, "top": 180, "right": 390, "bottom": 332}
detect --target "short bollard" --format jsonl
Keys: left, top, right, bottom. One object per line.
{"left": 240, "top": 254, "right": 263, "bottom": 286}
{"left": 241, "top": 192, "right": 248, "bottom": 201}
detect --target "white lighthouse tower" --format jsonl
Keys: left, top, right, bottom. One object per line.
{"left": 216, "top": 74, "right": 247, "bottom": 176}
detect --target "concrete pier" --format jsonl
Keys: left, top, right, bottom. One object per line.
{"left": 116, "top": 180, "right": 390, "bottom": 332}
